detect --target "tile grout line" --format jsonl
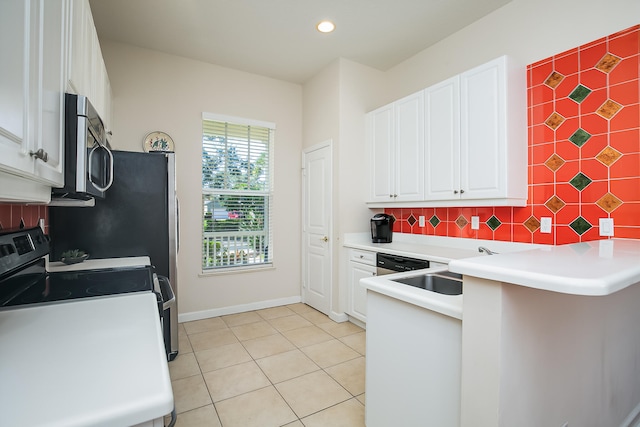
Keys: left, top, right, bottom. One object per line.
{"left": 174, "top": 305, "right": 366, "bottom": 426}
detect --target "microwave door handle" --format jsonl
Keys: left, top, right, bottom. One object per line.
{"left": 88, "top": 145, "right": 114, "bottom": 192}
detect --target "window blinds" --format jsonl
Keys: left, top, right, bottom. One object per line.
{"left": 202, "top": 116, "right": 274, "bottom": 270}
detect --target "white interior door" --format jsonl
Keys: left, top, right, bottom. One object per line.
{"left": 302, "top": 141, "right": 332, "bottom": 315}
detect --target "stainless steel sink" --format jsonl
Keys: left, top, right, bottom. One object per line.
{"left": 392, "top": 271, "right": 463, "bottom": 295}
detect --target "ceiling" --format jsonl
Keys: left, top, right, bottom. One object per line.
{"left": 89, "top": 0, "right": 511, "bottom": 84}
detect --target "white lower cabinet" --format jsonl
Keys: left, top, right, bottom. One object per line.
{"left": 347, "top": 249, "right": 376, "bottom": 323}
{"left": 365, "top": 290, "right": 462, "bottom": 427}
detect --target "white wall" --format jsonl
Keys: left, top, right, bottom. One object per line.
{"left": 302, "top": 59, "right": 385, "bottom": 315}
{"left": 101, "top": 41, "right": 303, "bottom": 318}
{"left": 384, "top": 0, "right": 640, "bottom": 104}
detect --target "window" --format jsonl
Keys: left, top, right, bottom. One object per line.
{"left": 202, "top": 113, "right": 274, "bottom": 270}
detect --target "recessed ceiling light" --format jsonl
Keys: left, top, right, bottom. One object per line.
{"left": 316, "top": 20, "right": 335, "bottom": 33}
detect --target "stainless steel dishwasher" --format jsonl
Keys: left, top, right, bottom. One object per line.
{"left": 376, "top": 253, "right": 430, "bottom": 275}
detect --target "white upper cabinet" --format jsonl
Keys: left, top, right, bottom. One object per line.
{"left": 370, "top": 55, "right": 527, "bottom": 207}
{"left": 0, "top": 0, "right": 111, "bottom": 203}
{"left": 68, "top": 0, "right": 112, "bottom": 130}
{"left": 368, "top": 91, "right": 425, "bottom": 203}
{"left": 67, "top": 0, "right": 91, "bottom": 96}
{"left": 460, "top": 56, "right": 520, "bottom": 201}
{"left": 424, "top": 76, "right": 461, "bottom": 200}
{"left": 368, "top": 104, "right": 394, "bottom": 202}
{"left": 0, "top": 0, "right": 35, "bottom": 175}
{"left": 0, "top": 0, "right": 67, "bottom": 201}
{"left": 34, "top": 0, "right": 67, "bottom": 186}
{"left": 425, "top": 56, "right": 527, "bottom": 206}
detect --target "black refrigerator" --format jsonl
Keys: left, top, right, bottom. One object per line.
{"left": 49, "top": 150, "right": 179, "bottom": 356}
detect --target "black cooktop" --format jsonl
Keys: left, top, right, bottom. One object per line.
{"left": 0, "top": 226, "right": 156, "bottom": 309}
{"left": 0, "top": 259, "right": 155, "bottom": 308}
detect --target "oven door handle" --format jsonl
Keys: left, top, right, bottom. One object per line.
{"left": 157, "top": 275, "right": 176, "bottom": 310}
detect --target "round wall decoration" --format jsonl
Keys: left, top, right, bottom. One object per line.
{"left": 143, "top": 131, "right": 175, "bottom": 152}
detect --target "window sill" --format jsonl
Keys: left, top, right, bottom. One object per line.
{"left": 199, "top": 263, "right": 275, "bottom": 277}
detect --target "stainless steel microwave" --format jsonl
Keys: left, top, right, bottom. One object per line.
{"left": 52, "top": 94, "right": 113, "bottom": 201}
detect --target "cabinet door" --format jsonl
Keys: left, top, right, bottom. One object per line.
{"left": 425, "top": 76, "right": 460, "bottom": 200}
{"left": 460, "top": 57, "right": 506, "bottom": 199}
{"left": 394, "top": 91, "right": 424, "bottom": 201}
{"left": 348, "top": 261, "right": 376, "bottom": 323}
{"left": 67, "top": 0, "right": 90, "bottom": 95}
{"left": 34, "top": 0, "right": 66, "bottom": 186}
{"left": 0, "top": 0, "right": 34, "bottom": 175}
{"left": 368, "top": 105, "right": 394, "bottom": 202}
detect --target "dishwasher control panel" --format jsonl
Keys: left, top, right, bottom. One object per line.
{"left": 376, "top": 253, "right": 429, "bottom": 273}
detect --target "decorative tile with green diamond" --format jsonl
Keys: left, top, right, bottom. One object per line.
{"left": 429, "top": 215, "right": 440, "bottom": 227}
{"left": 569, "top": 217, "right": 592, "bottom": 235}
{"left": 568, "top": 85, "right": 592, "bottom": 103}
{"left": 569, "top": 172, "right": 592, "bottom": 191}
{"left": 569, "top": 128, "right": 592, "bottom": 147}
{"left": 486, "top": 215, "right": 502, "bottom": 231}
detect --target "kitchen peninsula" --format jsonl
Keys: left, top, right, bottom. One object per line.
{"left": 355, "top": 234, "right": 640, "bottom": 427}
{"left": 450, "top": 238, "right": 640, "bottom": 427}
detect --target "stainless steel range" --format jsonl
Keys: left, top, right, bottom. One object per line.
{"left": 0, "top": 226, "right": 177, "bottom": 363}
{"left": 0, "top": 226, "right": 176, "bottom": 426}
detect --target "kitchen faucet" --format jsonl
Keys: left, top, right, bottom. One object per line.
{"left": 478, "top": 246, "right": 498, "bottom": 255}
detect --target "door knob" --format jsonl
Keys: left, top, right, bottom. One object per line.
{"left": 321, "top": 236, "right": 329, "bottom": 242}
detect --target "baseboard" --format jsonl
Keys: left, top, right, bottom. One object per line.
{"left": 178, "top": 295, "right": 302, "bottom": 323}
{"left": 621, "top": 401, "right": 640, "bottom": 427}
{"left": 347, "top": 315, "right": 366, "bottom": 329}
{"left": 329, "top": 311, "right": 349, "bottom": 323}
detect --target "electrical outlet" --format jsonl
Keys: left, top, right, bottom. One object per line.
{"left": 540, "top": 217, "right": 552, "bottom": 233}
{"left": 599, "top": 218, "right": 614, "bottom": 236}
{"left": 471, "top": 216, "right": 479, "bottom": 230}
{"left": 418, "top": 216, "right": 425, "bottom": 227}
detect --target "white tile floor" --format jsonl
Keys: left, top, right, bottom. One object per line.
{"left": 167, "top": 303, "right": 366, "bottom": 427}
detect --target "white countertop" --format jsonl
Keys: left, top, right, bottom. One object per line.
{"left": 0, "top": 293, "right": 174, "bottom": 426}
{"left": 47, "top": 256, "right": 151, "bottom": 272}
{"left": 343, "top": 232, "right": 536, "bottom": 263}
{"left": 347, "top": 233, "right": 539, "bottom": 317}
{"left": 449, "top": 238, "right": 640, "bottom": 296}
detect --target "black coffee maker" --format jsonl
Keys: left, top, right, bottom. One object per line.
{"left": 371, "top": 214, "right": 395, "bottom": 243}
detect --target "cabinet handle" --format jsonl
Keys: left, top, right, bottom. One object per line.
{"left": 389, "top": 194, "right": 393, "bottom": 198}
{"left": 393, "top": 194, "right": 398, "bottom": 198}
{"left": 453, "top": 190, "right": 459, "bottom": 194}
{"left": 359, "top": 255, "right": 364, "bottom": 259}
{"left": 460, "top": 189, "right": 465, "bottom": 194}
{"left": 29, "top": 149, "right": 49, "bottom": 163}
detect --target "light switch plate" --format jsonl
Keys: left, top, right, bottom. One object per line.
{"left": 418, "top": 216, "right": 425, "bottom": 227}
{"left": 599, "top": 218, "right": 614, "bottom": 236}
{"left": 541, "top": 217, "right": 552, "bottom": 233}
{"left": 471, "top": 216, "right": 479, "bottom": 230}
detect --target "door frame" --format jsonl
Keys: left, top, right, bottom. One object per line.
{"left": 301, "top": 139, "right": 333, "bottom": 315}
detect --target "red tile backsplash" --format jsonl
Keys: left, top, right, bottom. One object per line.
{"left": 387, "top": 25, "right": 640, "bottom": 245}
{"left": 0, "top": 204, "right": 48, "bottom": 231}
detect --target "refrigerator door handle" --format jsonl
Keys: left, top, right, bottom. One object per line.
{"left": 176, "top": 196, "right": 180, "bottom": 253}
